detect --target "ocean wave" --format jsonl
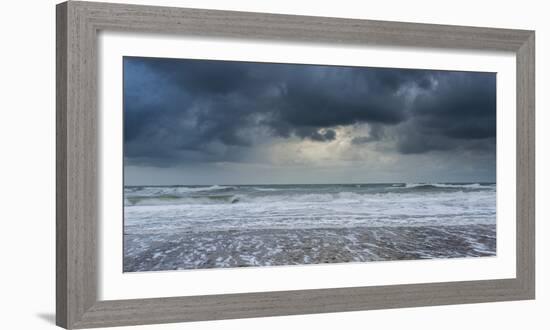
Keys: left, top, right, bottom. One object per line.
{"left": 125, "top": 189, "right": 494, "bottom": 207}
{"left": 185, "top": 185, "right": 237, "bottom": 192}
{"left": 125, "top": 194, "right": 240, "bottom": 206}
{"left": 126, "top": 192, "right": 368, "bottom": 206}
{"left": 252, "top": 187, "right": 280, "bottom": 192}
{"left": 124, "top": 183, "right": 495, "bottom": 207}
{"left": 402, "top": 183, "right": 494, "bottom": 190}
{"left": 125, "top": 185, "right": 237, "bottom": 197}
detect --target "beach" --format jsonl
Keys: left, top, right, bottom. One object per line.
{"left": 123, "top": 183, "right": 496, "bottom": 272}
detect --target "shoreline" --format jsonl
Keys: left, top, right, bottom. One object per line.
{"left": 124, "top": 224, "right": 496, "bottom": 272}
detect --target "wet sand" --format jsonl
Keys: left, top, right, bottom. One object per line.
{"left": 124, "top": 224, "right": 496, "bottom": 272}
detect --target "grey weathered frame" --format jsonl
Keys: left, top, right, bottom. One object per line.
{"left": 56, "top": 1, "right": 535, "bottom": 328}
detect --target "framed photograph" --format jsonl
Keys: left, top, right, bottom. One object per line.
{"left": 56, "top": 1, "right": 535, "bottom": 328}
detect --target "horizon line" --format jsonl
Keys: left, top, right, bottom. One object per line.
{"left": 124, "top": 182, "right": 497, "bottom": 187}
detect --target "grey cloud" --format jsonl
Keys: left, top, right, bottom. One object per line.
{"left": 123, "top": 56, "right": 495, "bottom": 167}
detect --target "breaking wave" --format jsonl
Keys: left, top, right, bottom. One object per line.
{"left": 124, "top": 183, "right": 495, "bottom": 206}
{"left": 401, "top": 183, "right": 494, "bottom": 190}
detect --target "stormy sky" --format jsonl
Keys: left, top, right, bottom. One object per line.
{"left": 123, "top": 56, "right": 496, "bottom": 185}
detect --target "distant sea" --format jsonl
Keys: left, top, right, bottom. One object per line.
{"left": 123, "top": 183, "right": 496, "bottom": 272}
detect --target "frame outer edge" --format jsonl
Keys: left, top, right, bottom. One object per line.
{"left": 76, "top": 0, "right": 99, "bottom": 327}
{"left": 516, "top": 31, "right": 536, "bottom": 298}
{"left": 56, "top": 2, "right": 69, "bottom": 328}
{"left": 56, "top": 1, "right": 68, "bottom": 328}
{"left": 56, "top": 1, "right": 536, "bottom": 328}
{"left": 58, "top": 1, "right": 100, "bottom": 328}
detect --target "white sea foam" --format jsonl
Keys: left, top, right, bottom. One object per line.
{"left": 124, "top": 184, "right": 497, "bottom": 271}
{"left": 251, "top": 187, "right": 280, "bottom": 192}
{"left": 126, "top": 185, "right": 236, "bottom": 197}
{"left": 124, "top": 187, "right": 496, "bottom": 235}
{"left": 403, "top": 183, "right": 494, "bottom": 189}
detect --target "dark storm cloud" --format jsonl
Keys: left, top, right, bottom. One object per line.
{"left": 396, "top": 72, "right": 496, "bottom": 154}
{"left": 123, "top": 56, "right": 496, "bottom": 166}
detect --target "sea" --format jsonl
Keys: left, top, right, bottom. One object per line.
{"left": 123, "top": 183, "right": 496, "bottom": 272}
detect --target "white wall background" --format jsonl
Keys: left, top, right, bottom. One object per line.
{"left": 0, "top": 0, "right": 548, "bottom": 329}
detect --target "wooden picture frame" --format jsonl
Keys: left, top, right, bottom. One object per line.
{"left": 56, "top": 1, "right": 535, "bottom": 328}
